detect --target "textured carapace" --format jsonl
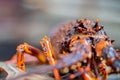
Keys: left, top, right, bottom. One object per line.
{"left": 50, "top": 19, "right": 107, "bottom": 55}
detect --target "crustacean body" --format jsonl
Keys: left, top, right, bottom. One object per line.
{"left": 7, "top": 19, "right": 120, "bottom": 80}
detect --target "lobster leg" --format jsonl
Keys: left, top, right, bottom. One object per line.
{"left": 78, "top": 67, "right": 94, "bottom": 80}
{"left": 40, "top": 36, "right": 61, "bottom": 80}
{"left": 16, "top": 43, "right": 47, "bottom": 71}
{"left": 17, "top": 45, "right": 26, "bottom": 71}
{"left": 22, "top": 43, "right": 47, "bottom": 63}
{"left": 61, "top": 67, "right": 92, "bottom": 80}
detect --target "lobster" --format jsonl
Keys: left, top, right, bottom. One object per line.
{"left": 8, "top": 19, "right": 120, "bottom": 80}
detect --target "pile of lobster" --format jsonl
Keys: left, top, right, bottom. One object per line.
{"left": 9, "top": 19, "right": 120, "bottom": 80}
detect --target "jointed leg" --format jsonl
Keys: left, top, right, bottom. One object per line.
{"left": 40, "top": 36, "right": 61, "bottom": 80}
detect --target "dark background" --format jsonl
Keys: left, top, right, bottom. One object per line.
{"left": 0, "top": 0, "right": 120, "bottom": 61}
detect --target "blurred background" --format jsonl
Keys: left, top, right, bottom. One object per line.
{"left": 0, "top": 0, "right": 120, "bottom": 61}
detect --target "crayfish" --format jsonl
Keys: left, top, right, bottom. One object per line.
{"left": 8, "top": 19, "right": 120, "bottom": 80}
